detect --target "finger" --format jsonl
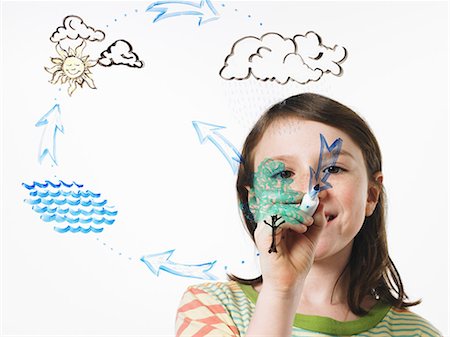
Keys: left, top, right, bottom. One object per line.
{"left": 281, "top": 222, "right": 308, "bottom": 234}
{"left": 254, "top": 214, "right": 285, "bottom": 233}
{"left": 255, "top": 189, "right": 303, "bottom": 204}
{"left": 250, "top": 202, "right": 315, "bottom": 229}
{"left": 265, "top": 190, "right": 303, "bottom": 204}
{"left": 269, "top": 204, "right": 313, "bottom": 225}
{"left": 255, "top": 206, "right": 295, "bottom": 225}
{"left": 254, "top": 216, "right": 285, "bottom": 252}
{"left": 303, "top": 204, "right": 326, "bottom": 244}
{"left": 312, "top": 203, "right": 326, "bottom": 228}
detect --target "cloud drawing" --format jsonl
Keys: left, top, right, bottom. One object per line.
{"left": 50, "top": 15, "right": 105, "bottom": 44}
{"left": 98, "top": 40, "right": 144, "bottom": 68}
{"left": 220, "top": 31, "right": 347, "bottom": 85}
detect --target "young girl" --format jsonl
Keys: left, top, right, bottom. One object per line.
{"left": 175, "top": 93, "right": 441, "bottom": 336}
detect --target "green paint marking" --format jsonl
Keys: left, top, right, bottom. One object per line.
{"left": 248, "top": 159, "right": 303, "bottom": 253}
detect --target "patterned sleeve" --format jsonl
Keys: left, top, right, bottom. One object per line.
{"left": 175, "top": 285, "right": 240, "bottom": 337}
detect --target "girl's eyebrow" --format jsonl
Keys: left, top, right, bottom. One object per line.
{"left": 271, "top": 150, "right": 355, "bottom": 162}
{"left": 336, "top": 149, "right": 355, "bottom": 160}
{"left": 271, "top": 154, "right": 297, "bottom": 162}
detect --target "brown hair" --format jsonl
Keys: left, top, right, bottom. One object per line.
{"left": 233, "top": 92, "right": 420, "bottom": 315}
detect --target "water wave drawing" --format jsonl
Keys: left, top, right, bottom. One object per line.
{"left": 23, "top": 180, "right": 118, "bottom": 233}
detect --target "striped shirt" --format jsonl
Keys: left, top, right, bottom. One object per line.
{"left": 175, "top": 281, "right": 441, "bottom": 337}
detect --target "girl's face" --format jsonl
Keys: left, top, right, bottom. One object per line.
{"left": 251, "top": 118, "right": 380, "bottom": 261}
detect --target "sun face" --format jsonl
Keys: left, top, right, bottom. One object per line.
{"left": 45, "top": 42, "right": 97, "bottom": 96}
{"left": 62, "top": 56, "right": 86, "bottom": 78}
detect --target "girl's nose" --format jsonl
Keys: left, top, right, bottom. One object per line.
{"left": 318, "top": 188, "right": 329, "bottom": 200}
{"left": 292, "top": 173, "right": 311, "bottom": 194}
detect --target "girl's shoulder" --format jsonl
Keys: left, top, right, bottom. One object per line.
{"left": 184, "top": 280, "right": 252, "bottom": 305}
{"left": 179, "top": 281, "right": 255, "bottom": 336}
{"left": 377, "top": 306, "right": 442, "bottom": 336}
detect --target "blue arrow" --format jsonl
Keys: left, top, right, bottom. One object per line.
{"left": 308, "top": 134, "right": 343, "bottom": 193}
{"left": 140, "top": 250, "right": 217, "bottom": 280}
{"left": 36, "top": 104, "right": 64, "bottom": 166}
{"left": 146, "top": 0, "right": 219, "bottom": 26}
{"left": 192, "top": 121, "right": 242, "bottom": 174}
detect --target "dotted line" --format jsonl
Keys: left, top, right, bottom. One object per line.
{"left": 105, "top": 8, "right": 140, "bottom": 28}
{"left": 96, "top": 237, "right": 134, "bottom": 261}
{"left": 220, "top": 3, "right": 264, "bottom": 27}
{"left": 53, "top": 87, "right": 62, "bottom": 102}
{"left": 60, "top": 2, "right": 265, "bottom": 273}
{"left": 223, "top": 252, "right": 260, "bottom": 271}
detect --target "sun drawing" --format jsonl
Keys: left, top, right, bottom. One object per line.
{"left": 45, "top": 42, "right": 97, "bottom": 96}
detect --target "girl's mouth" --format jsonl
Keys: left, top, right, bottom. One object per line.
{"left": 326, "top": 214, "right": 336, "bottom": 223}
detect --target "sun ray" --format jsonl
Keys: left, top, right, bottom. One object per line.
{"left": 45, "top": 42, "right": 98, "bottom": 96}
{"left": 50, "top": 70, "right": 64, "bottom": 84}
{"left": 85, "top": 59, "right": 97, "bottom": 67}
{"left": 45, "top": 64, "right": 62, "bottom": 74}
{"left": 56, "top": 44, "right": 68, "bottom": 59}
{"left": 83, "top": 74, "right": 96, "bottom": 89}
{"left": 75, "top": 41, "right": 86, "bottom": 58}
{"left": 51, "top": 57, "right": 63, "bottom": 65}
{"left": 68, "top": 79, "right": 77, "bottom": 96}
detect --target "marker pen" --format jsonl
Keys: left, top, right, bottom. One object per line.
{"left": 299, "top": 184, "right": 320, "bottom": 216}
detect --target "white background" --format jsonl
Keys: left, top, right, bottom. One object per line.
{"left": 1, "top": 1, "right": 448, "bottom": 336}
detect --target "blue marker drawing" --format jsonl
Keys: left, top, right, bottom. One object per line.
{"left": 192, "top": 121, "right": 242, "bottom": 174}
{"left": 146, "top": 0, "right": 219, "bottom": 25}
{"left": 298, "top": 134, "right": 343, "bottom": 217}
{"left": 141, "top": 250, "right": 217, "bottom": 280}
{"left": 36, "top": 104, "right": 64, "bottom": 166}
{"left": 23, "top": 180, "right": 118, "bottom": 233}
{"left": 309, "top": 134, "right": 343, "bottom": 193}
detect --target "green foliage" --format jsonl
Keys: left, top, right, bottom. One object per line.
{"left": 249, "top": 158, "right": 305, "bottom": 225}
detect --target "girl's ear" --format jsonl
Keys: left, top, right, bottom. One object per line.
{"left": 365, "top": 172, "right": 383, "bottom": 217}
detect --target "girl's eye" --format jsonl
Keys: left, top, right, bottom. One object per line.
{"left": 323, "top": 166, "right": 343, "bottom": 174}
{"left": 272, "top": 170, "right": 294, "bottom": 179}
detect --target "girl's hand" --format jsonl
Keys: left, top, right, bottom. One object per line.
{"left": 248, "top": 159, "right": 327, "bottom": 294}
{"left": 254, "top": 202, "right": 326, "bottom": 294}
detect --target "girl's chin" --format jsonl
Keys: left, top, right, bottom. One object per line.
{"left": 313, "top": 252, "right": 328, "bottom": 262}
{"left": 313, "top": 239, "right": 354, "bottom": 263}
{"left": 312, "top": 243, "right": 332, "bottom": 261}
{"left": 314, "top": 233, "right": 334, "bottom": 261}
